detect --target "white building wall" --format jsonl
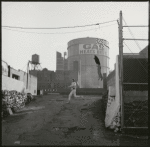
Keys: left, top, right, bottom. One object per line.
{"left": 2, "top": 75, "right": 25, "bottom": 92}
{"left": 9, "top": 68, "right": 37, "bottom": 95}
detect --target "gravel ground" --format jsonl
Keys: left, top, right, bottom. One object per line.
{"left": 2, "top": 94, "right": 148, "bottom": 146}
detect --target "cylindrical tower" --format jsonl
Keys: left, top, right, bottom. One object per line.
{"left": 67, "top": 37, "right": 109, "bottom": 88}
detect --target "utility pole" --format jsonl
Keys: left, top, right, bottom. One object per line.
{"left": 119, "top": 11, "right": 124, "bottom": 131}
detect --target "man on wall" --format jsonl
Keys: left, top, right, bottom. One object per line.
{"left": 94, "top": 55, "right": 103, "bottom": 81}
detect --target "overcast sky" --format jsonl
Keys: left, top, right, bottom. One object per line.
{"left": 2, "top": 2, "right": 149, "bottom": 72}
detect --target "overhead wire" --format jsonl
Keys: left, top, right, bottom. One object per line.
{"left": 2, "top": 23, "right": 98, "bottom": 29}
{"left": 2, "top": 19, "right": 117, "bottom": 29}
{"left": 99, "top": 22, "right": 117, "bottom": 28}
{"left": 2, "top": 27, "right": 100, "bottom": 34}
{"left": 2, "top": 21, "right": 118, "bottom": 35}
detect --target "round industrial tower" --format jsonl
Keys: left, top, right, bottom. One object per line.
{"left": 67, "top": 37, "right": 110, "bottom": 88}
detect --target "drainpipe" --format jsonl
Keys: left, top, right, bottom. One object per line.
{"left": 8, "top": 65, "right": 10, "bottom": 77}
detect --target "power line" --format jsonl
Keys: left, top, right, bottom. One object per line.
{"left": 123, "top": 42, "right": 148, "bottom": 73}
{"left": 2, "top": 23, "right": 98, "bottom": 29}
{"left": 2, "top": 20, "right": 117, "bottom": 30}
{"left": 2, "top": 22, "right": 118, "bottom": 35}
{"left": 3, "top": 27, "right": 100, "bottom": 34}
{"left": 99, "top": 22, "right": 117, "bottom": 28}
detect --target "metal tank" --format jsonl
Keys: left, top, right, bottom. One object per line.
{"left": 32, "top": 54, "right": 40, "bottom": 64}
{"left": 67, "top": 37, "right": 109, "bottom": 88}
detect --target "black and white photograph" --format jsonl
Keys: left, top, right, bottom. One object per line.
{"left": 2, "top": 1, "right": 148, "bottom": 146}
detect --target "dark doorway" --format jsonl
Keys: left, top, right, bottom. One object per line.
{"left": 37, "top": 90, "right": 40, "bottom": 95}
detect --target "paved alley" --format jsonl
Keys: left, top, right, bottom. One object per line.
{"left": 2, "top": 94, "right": 148, "bottom": 146}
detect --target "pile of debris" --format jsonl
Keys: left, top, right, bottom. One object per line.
{"left": 104, "top": 86, "right": 121, "bottom": 133}
{"left": 108, "top": 108, "right": 121, "bottom": 132}
{"left": 2, "top": 90, "right": 33, "bottom": 118}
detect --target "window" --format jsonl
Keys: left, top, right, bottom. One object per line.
{"left": 12, "top": 74, "right": 20, "bottom": 80}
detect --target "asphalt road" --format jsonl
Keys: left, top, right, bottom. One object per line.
{"left": 2, "top": 94, "right": 148, "bottom": 146}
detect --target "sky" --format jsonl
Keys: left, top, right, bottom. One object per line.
{"left": 2, "top": 2, "right": 149, "bottom": 72}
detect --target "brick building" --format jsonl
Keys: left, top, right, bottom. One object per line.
{"left": 30, "top": 68, "right": 78, "bottom": 95}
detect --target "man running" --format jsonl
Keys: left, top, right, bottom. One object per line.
{"left": 66, "top": 79, "right": 80, "bottom": 103}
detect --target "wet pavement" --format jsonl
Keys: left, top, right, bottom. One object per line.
{"left": 2, "top": 94, "right": 148, "bottom": 146}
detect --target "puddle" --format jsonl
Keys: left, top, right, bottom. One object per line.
{"left": 67, "top": 126, "right": 86, "bottom": 132}
{"left": 51, "top": 126, "right": 86, "bottom": 137}
{"left": 51, "top": 127, "right": 68, "bottom": 132}
{"left": 9, "top": 106, "right": 45, "bottom": 116}
{"left": 93, "top": 130, "right": 101, "bottom": 141}
{"left": 13, "top": 111, "right": 34, "bottom": 116}
{"left": 29, "top": 106, "right": 45, "bottom": 110}
{"left": 4, "top": 114, "right": 27, "bottom": 123}
{"left": 15, "top": 109, "right": 34, "bottom": 113}
{"left": 49, "top": 99, "right": 64, "bottom": 102}
{"left": 80, "top": 108, "right": 88, "bottom": 111}
{"left": 16, "top": 106, "right": 45, "bottom": 112}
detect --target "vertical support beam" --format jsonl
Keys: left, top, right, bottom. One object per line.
{"left": 26, "top": 61, "right": 28, "bottom": 89}
{"left": 26, "top": 61, "right": 29, "bottom": 89}
{"left": 79, "top": 59, "right": 82, "bottom": 88}
{"left": 119, "top": 11, "right": 124, "bottom": 130}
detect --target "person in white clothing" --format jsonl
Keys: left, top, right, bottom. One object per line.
{"left": 67, "top": 79, "right": 80, "bottom": 103}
